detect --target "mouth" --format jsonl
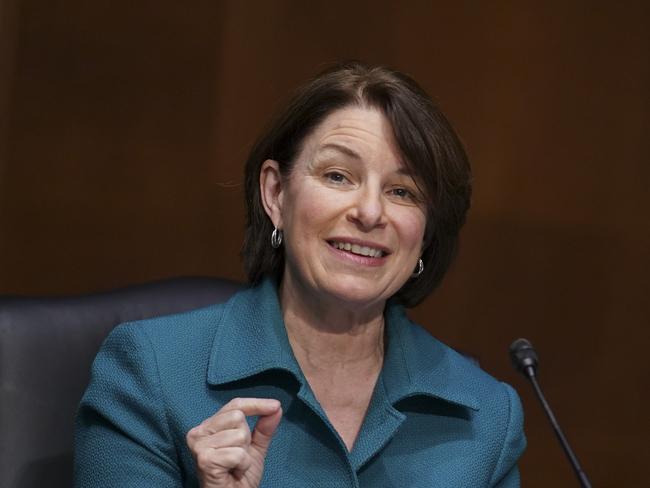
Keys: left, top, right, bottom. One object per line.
{"left": 327, "top": 240, "right": 388, "bottom": 258}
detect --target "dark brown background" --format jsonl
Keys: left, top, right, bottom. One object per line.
{"left": 1, "top": 1, "right": 648, "bottom": 486}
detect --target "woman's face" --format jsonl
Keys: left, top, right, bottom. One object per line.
{"left": 262, "top": 106, "right": 427, "bottom": 310}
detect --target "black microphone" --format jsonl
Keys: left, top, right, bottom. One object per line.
{"left": 509, "top": 338, "right": 592, "bottom": 488}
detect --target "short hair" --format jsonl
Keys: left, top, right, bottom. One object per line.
{"left": 243, "top": 61, "right": 471, "bottom": 307}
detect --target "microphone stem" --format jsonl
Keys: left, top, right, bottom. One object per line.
{"left": 527, "top": 370, "right": 592, "bottom": 488}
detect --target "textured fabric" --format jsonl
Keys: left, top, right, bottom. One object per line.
{"left": 74, "top": 278, "right": 526, "bottom": 487}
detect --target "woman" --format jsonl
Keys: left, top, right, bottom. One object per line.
{"left": 75, "top": 62, "right": 525, "bottom": 487}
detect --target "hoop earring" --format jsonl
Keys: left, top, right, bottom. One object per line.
{"left": 271, "top": 227, "right": 283, "bottom": 249}
{"left": 412, "top": 258, "right": 424, "bottom": 278}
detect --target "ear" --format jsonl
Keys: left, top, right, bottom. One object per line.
{"left": 259, "top": 159, "right": 285, "bottom": 228}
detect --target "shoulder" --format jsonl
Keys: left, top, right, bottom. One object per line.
{"left": 74, "top": 293, "right": 249, "bottom": 485}
{"left": 78, "top": 289, "right": 251, "bottom": 436}
{"left": 85, "top": 300, "right": 227, "bottom": 391}
{"left": 94, "top": 292, "right": 248, "bottom": 380}
{"left": 394, "top": 313, "right": 511, "bottom": 404}
{"left": 405, "top": 316, "right": 523, "bottom": 417}
{"left": 116, "top": 299, "right": 227, "bottom": 344}
{"left": 389, "top": 312, "right": 526, "bottom": 482}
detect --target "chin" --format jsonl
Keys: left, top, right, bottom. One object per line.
{"left": 320, "top": 276, "right": 393, "bottom": 307}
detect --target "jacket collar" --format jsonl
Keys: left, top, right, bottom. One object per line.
{"left": 207, "top": 278, "right": 302, "bottom": 386}
{"left": 381, "top": 302, "right": 479, "bottom": 410}
{"left": 207, "top": 278, "right": 479, "bottom": 411}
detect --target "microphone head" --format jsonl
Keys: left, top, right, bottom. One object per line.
{"left": 509, "top": 338, "right": 539, "bottom": 376}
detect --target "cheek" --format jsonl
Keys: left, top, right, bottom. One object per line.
{"left": 393, "top": 208, "right": 427, "bottom": 251}
{"left": 282, "top": 186, "right": 341, "bottom": 245}
{"left": 290, "top": 186, "right": 345, "bottom": 223}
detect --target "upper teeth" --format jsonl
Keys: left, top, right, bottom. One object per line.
{"left": 332, "top": 241, "right": 384, "bottom": 258}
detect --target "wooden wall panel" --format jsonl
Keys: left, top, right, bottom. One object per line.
{"left": 1, "top": 1, "right": 648, "bottom": 485}
{"left": 0, "top": 0, "right": 19, "bottom": 252}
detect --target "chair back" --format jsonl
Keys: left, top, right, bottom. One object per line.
{"left": 0, "top": 277, "right": 242, "bottom": 488}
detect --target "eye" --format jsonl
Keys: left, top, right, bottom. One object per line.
{"left": 324, "top": 171, "right": 349, "bottom": 185}
{"left": 389, "top": 187, "right": 414, "bottom": 200}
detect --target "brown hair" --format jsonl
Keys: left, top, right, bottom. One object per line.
{"left": 243, "top": 61, "right": 471, "bottom": 307}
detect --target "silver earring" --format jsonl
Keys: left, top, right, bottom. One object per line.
{"left": 271, "top": 227, "right": 283, "bottom": 249}
{"left": 412, "top": 258, "right": 424, "bottom": 278}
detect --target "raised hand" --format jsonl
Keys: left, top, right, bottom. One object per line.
{"left": 186, "top": 398, "right": 283, "bottom": 488}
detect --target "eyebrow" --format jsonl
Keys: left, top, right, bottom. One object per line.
{"left": 316, "top": 143, "right": 361, "bottom": 160}
{"left": 316, "top": 142, "right": 416, "bottom": 177}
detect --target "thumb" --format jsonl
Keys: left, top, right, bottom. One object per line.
{"left": 250, "top": 406, "right": 282, "bottom": 455}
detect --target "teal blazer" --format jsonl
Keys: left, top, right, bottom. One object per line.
{"left": 74, "top": 278, "right": 525, "bottom": 487}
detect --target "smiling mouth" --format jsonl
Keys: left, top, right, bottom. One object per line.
{"left": 328, "top": 240, "right": 387, "bottom": 258}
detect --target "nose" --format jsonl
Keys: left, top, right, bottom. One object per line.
{"left": 346, "top": 186, "right": 387, "bottom": 231}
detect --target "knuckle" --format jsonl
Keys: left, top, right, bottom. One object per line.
{"left": 209, "top": 466, "right": 225, "bottom": 479}
{"left": 231, "top": 447, "right": 247, "bottom": 464}
{"left": 185, "top": 426, "right": 199, "bottom": 445}
{"left": 229, "top": 397, "right": 244, "bottom": 408}
{"left": 233, "top": 428, "right": 249, "bottom": 445}
{"left": 231, "top": 409, "right": 246, "bottom": 423}
{"left": 195, "top": 450, "right": 212, "bottom": 469}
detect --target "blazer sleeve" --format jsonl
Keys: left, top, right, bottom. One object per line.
{"left": 74, "top": 322, "right": 182, "bottom": 487}
{"left": 489, "top": 382, "right": 527, "bottom": 487}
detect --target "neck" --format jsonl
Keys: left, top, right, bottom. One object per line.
{"left": 279, "top": 274, "right": 386, "bottom": 370}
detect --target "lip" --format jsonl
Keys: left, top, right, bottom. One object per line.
{"left": 325, "top": 237, "right": 391, "bottom": 267}
{"left": 326, "top": 237, "right": 392, "bottom": 255}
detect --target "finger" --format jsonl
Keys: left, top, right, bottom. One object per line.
{"left": 187, "top": 410, "right": 247, "bottom": 447}
{"left": 214, "top": 447, "right": 252, "bottom": 472}
{"left": 195, "top": 446, "right": 252, "bottom": 474}
{"left": 192, "top": 427, "right": 251, "bottom": 452}
{"left": 187, "top": 398, "right": 281, "bottom": 449}
{"left": 251, "top": 406, "right": 283, "bottom": 454}
{"left": 220, "top": 397, "right": 282, "bottom": 418}
{"left": 196, "top": 409, "right": 247, "bottom": 436}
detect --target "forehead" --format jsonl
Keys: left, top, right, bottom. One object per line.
{"left": 302, "top": 106, "right": 404, "bottom": 165}
{"left": 313, "top": 105, "right": 391, "bottom": 136}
